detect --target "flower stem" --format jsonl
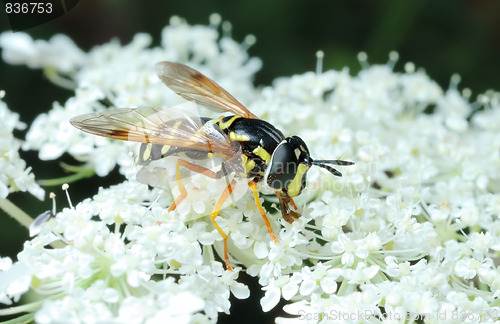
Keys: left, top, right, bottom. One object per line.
{"left": 0, "top": 313, "right": 34, "bottom": 323}
{"left": 0, "top": 298, "right": 45, "bottom": 317}
{"left": 0, "top": 198, "right": 33, "bottom": 229}
{"left": 37, "top": 164, "right": 95, "bottom": 187}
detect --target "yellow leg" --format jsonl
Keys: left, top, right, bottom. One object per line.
{"left": 211, "top": 179, "right": 237, "bottom": 271}
{"left": 249, "top": 180, "right": 279, "bottom": 243}
{"left": 168, "top": 159, "right": 219, "bottom": 212}
{"left": 166, "top": 159, "right": 237, "bottom": 270}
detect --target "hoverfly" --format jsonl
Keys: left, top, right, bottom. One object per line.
{"left": 70, "top": 62, "right": 354, "bottom": 270}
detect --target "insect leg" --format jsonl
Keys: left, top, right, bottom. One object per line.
{"left": 167, "top": 159, "right": 220, "bottom": 212}
{"left": 211, "top": 179, "right": 238, "bottom": 271}
{"left": 248, "top": 180, "right": 279, "bottom": 243}
{"left": 167, "top": 159, "right": 238, "bottom": 270}
{"left": 276, "top": 191, "right": 301, "bottom": 224}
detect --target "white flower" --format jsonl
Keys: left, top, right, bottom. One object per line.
{"left": 0, "top": 93, "right": 44, "bottom": 199}
{"left": 330, "top": 234, "right": 361, "bottom": 266}
{"left": 454, "top": 256, "right": 493, "bottom": 280}
{"left": 252, "top": 54, "right": 500, "bottom": 321}
{"left": 0, "top": 32, "right": 86, "bottom": 73}
{"left": 1, "top": 15, "right": 261, "bottom": 179}
{"left": 343, "top": 262, "right": 380, "bottom": 285}
{"left": 2, "top": 15, "right": 500, "bottom": 323}
{"left": 260, "top": 277, "right": 283, "bottom": 312}
{"left": 0, "top": 257, "right": 31, "bottom": 305}
{"left": 1, "top": 181, "right": 248, "bottom": 322}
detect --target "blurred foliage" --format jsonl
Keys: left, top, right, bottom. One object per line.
{"left": 0, "top": 0, "right": 499, "bottom": 322}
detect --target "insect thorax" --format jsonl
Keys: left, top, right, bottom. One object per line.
{"left": 217, "top": 116, "right": 285, "bottom": 180}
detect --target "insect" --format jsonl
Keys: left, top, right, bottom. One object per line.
{"left": 70, "top": 62, "right": 354, "bottom": 270}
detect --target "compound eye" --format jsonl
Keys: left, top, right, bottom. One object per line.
{"left": 265, "top": 140, "right": 298, "bottom": 190}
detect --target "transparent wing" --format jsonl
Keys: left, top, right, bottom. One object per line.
{"left": 155, "top": 61, "right": 258, "bottom": 119}
{"left": 70, "top": 105, "right": 240, "bottom": 158}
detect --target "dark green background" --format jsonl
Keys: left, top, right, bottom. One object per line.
{"left": 1, "top": 0, "right": 499, "bottom": 322}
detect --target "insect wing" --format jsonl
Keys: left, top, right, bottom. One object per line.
{"left": 70, "top": 103, "right": 240, "bottom": 158}
{"left": 155, "top": 61, "right": 258, "bottom": 119}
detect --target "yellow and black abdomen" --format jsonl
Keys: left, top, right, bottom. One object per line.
{"left": 217, "top": 116, "right": 284, "bottom": 180}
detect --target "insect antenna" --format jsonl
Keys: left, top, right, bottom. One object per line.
{"left": 310, "top": 159, "right": 355, "bottom": 177}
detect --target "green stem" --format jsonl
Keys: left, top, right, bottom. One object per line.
{"left": 0, "top": 198, "right": 33, "bottom": 229}
{"left": 336, "top": 278, "right": 349, "bottom": 296}
{"left": 0, "top": 198, "right": 66, "bottom": 249}
{"left": 0, "top": 313, "right": 34, "bottom": 323}
{"left": 0, "top": 299, "right": 45, "bottom": 317}
{"left": 37, "top": 167, "right": 95, "bottom": 187}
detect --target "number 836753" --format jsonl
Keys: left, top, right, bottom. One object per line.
{"left": 5, "top": 2, "right": 53, "bottom": 14}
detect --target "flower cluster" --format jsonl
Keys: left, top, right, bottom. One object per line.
{"left": 0, "top": 91, "right": 44, "bottom": 200}
{"left": 248, "top": 54, "right": 500, "bottom": 322}
{"left": 0, "top": 15, "right": 259, "bottom": 323}
{"left": 0, "top": 14, "right": 260, "bottom": 178}
{"left": 1, "top": 182, "right": 249, "bottom": 322}
{"left": 1, "top": 15, "right": 500, "bottom": 324}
